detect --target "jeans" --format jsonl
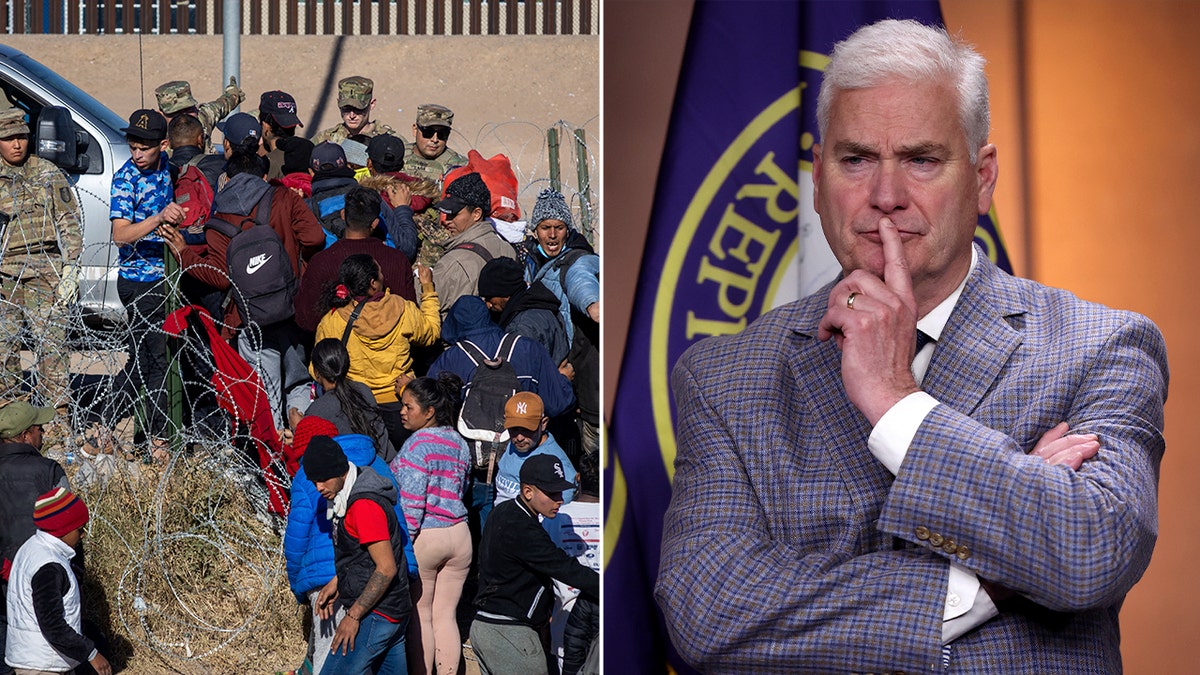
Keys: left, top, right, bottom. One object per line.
{"left": 466, "top": 474, "right": 494, "bottom": 548}
{"left": 317, "top": 612, "right": 409, "bottom": 675}
{"left": 237, "top": 321, "right": 311, "bottom": 429}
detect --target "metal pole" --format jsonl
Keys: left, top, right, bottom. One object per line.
{"left": 164, "top": 248, "right": 183, "bottom": 453}
{"left": 573, "top": 128, "right": 592, "bottom": 242}
{"left": 223, "top": 0, "right": 241, "bottom": 112}
{"left": 547, "top": 127, "right": 561, "bottom": 193}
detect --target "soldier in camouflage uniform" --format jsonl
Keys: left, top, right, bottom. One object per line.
{"left": 403, "top": 103, "right": 468, "bottom": 187}
{"left": 0, "top": 107, "right": 83, "bottom": 410}
{"left": 155, "top": 78, "right": 245, "bottom": 153}
{"left": 311, "top": 76, "right": 396, "bottom": 145}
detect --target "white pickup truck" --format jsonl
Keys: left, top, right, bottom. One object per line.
{"left": 1, "top": 42, "right": 131, "bottom": 325}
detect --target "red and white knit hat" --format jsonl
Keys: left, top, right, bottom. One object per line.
{"left": 33, "top": 487, "right": 89, "bottom": 538}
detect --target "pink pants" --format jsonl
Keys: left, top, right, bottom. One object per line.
{"left": 409, "top": 520, "right": 472, "bottom": 675}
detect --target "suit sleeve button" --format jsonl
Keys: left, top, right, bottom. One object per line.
{"left": 956, "top": 546, "right": 971, "bottom": 560}
{"left": 929, "top": 533, "right": 944, "bottom": 547}
{"left": 915, "top": 526, "right": 930, "bottom": 540}
{"left": 942, "top": 539, "right": 958, "bottom": 554}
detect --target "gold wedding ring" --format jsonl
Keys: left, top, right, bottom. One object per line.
{"left": 846, "top": 291, "right": 859, "bottom": 310}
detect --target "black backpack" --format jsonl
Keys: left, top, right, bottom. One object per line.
{"left": 205, "top": 188, "right": 296, "bottom": 327}
{"left": 456, "top": 333, "right": 522, "bottom": 479}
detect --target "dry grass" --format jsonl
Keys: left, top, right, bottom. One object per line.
{"left": 67, "top": 447, "right": 307, "bottom": 675}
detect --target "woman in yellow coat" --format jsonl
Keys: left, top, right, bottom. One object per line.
{"left": 314, "top": 253, "right": 440, "bottom": 449}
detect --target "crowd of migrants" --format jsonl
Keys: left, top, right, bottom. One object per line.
{"left": 0, "top": 76, "right": 599, "bottom": 675}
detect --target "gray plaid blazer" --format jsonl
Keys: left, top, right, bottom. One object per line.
{"left": 656, "top": 253, "right": 1168, "bottom": 674}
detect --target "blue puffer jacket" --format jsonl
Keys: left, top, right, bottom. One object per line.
{"left": 529, "top": 246, "right": 599, "bottom": 345}
{"left": 284, "top": 433, "right": 418, "bottom": 603}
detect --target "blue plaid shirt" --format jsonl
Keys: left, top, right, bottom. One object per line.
{"left": 109, "top": 156, "right": 172, "bottom": 282}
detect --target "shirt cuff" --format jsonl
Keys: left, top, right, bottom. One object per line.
{"left": 944, "top": 562, "right": 979, "bottom": 620}
{"left": 867, "top": 391, "right": 939, "bottom": 475}
{"left": 942, "top": 564, "right": 999, "bottom": 643}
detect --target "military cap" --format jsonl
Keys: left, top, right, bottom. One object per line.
{"left": 0, "top": 107, "right": 30, "bottom": 139}
{"left": 416, "top": 103, "right": 454, "bottom": 129}
{"left": 0, "top": 400, "right": 54, "bottom": 439}
{"left": 121, "top": 108, "right": 168, "bottom": 142}
{"left": 155, "top": 80, "right": 199, "bottom": 115}
{"left": 337, "top": 76, "right": 374, "bottom": 109}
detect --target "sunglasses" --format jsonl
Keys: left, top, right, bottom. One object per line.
{"left": 418, "top": 125, "right": 450, "bottom": 141}
{"left": 340, "top": 105, "right": 368, "bottom": 116}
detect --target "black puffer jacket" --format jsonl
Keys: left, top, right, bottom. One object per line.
{"left": 562, "top": 596, "right": 599, "bottom": 675}
{"left": 0, "top": 442, "right": 68, "bottom": 565}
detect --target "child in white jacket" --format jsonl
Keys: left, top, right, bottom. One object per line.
{"left": 5, "top": 488, "right": 110, "bottom": 675}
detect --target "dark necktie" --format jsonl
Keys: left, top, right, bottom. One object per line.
{"left": 916, "top": 329, "right": 934, "bottom": 354}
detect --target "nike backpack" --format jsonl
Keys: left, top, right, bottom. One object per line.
{"left": 456, "top": 333, "right": 522, "bottom": 481}
{"left": 205, "top": 187, "right": 297, "bottom": 326}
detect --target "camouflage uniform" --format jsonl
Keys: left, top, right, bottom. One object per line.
{"left": 311, "top": 76, "right": 397, "bottom": 145}
{"left": 0, "top": 108, "right": 83, "bottom": 409}
{"left": 155, "top": 79, "right": 246, "bottom": 153}
{"left": 312, "top": 119, "right": 396, "bottom": 146}
{"left": 403, "top": 104, "right": 468, "bottom": 185}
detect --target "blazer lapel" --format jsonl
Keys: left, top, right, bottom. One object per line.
{"left": 922, "top": 256, "right": 1027, "bottom": 416}
{"left": 787, "top": 300, "right": 894, "bottom": 512}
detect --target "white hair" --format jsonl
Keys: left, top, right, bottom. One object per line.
{"left": 816, "top": 19, "right": 990, "bottom": 163}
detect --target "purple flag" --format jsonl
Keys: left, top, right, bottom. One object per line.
{"left": 604, "top": 1, "right": 1012, "bottom": 672}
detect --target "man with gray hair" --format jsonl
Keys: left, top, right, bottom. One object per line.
{"left": 655, "top": 19, "right": 1166, "bottom": 673}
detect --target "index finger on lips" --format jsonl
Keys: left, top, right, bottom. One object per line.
{"left": 878, "top": 217, "right": 913, "bottom": 300}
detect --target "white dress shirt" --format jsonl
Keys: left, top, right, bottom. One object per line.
{"left": 866, "top": 248, "right": 999, "bottom": 643}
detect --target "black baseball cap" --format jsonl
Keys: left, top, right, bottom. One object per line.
{"left": 519, "top": 454, "right": 576, "bottom": 493}
{"left": 434, "top": 195, "right": 469, "bottom": 216}
{"left": 121, "top": 109, "right": 167, "bottom": 142}
{"left": 217, "top": 112, "right": 262, "bottom": 145}
{"left": 310, "top": 142, "right": 348, "bottom": 172}
{"left": 367, "top": 135, "right": 406, "bottom": 172}
{"left": 259, "top": 90, "right": 303, "bottom": 128}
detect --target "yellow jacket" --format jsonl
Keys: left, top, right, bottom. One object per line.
{"left": 313, "top": 283, "right": 441, "bottom": 403}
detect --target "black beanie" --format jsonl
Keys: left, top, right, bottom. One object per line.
{"left": 478, "top": 257, "right": 527, "bottom": 298}
{"left": 280, "top": 136, "right": 315, "bottom": 176}
{"left": 302, "top": 435, "right": 349, "bottom": 482}
{"left": 445, "top": 172, "right": 491, "bottom": 210}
